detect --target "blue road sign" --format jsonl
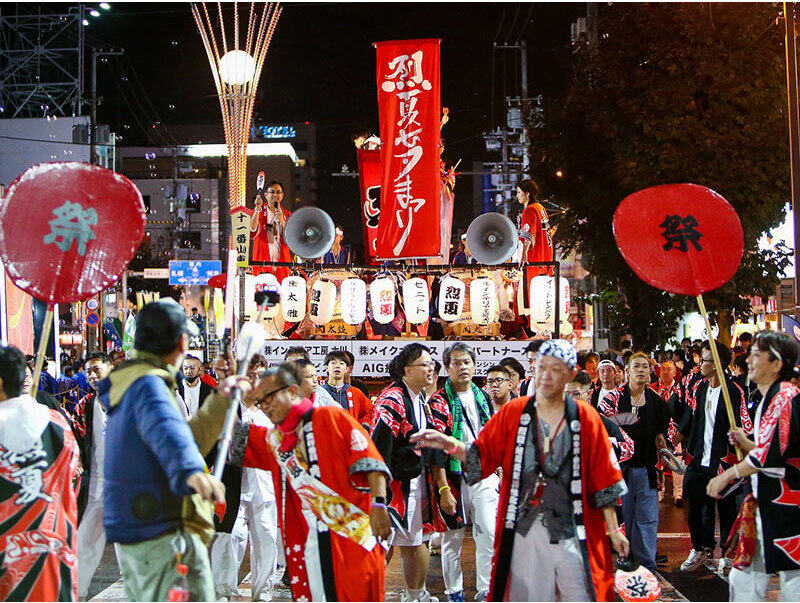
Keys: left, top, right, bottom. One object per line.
{"left": 169, "top": 260, "right": 222, "bottom": 286}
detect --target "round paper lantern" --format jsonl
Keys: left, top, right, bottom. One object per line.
{"left": 470, "top": 277, "right": 497, "bottom": 325}
{"left": 438, "top": 276, "right": 466, "bottom": 322}
{"left": 370, "top": 277, "right": 396, "bottom": 325}
{"left": 340, "top": 278, "right": 367, "bottom": 325}
{"left": 281, "top": 275, "right": 307, "bottom": 323}
{"left": 244, "top": 273, "right": 281, "bottom": 319}
{"left": 529, "top": 276, "right": 570, "bottom": 329}
{"left": 403, "top": 278, "right": 430, "bottom": 325}
{"left": 309, "top": 280, "right": 336, "bottom": 325}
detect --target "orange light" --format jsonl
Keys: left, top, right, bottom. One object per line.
{"left": 556, "top": 170, "right": 564, "bottom": 178}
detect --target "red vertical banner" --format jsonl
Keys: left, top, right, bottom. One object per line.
{"left": 357, "top": 148, "right": 382, "bottom": 264}
{"left": 374, "top": 39, "right": 442, "bottom": 259}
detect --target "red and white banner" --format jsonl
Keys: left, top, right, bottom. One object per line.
{"left": 357, "top": 148, "right": 381, "bottom": 264}
{"left": 374, "top": 39, "right": 442, "bottom": 259}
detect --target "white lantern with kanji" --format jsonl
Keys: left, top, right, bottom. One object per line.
{"left": 403, "top": 278, "right": 430, "bottom": 325}
{"left": 309, "top": 280, "right": 337, "bottom": 325}
{"left": 529, "top": 275, "right": 570, "bottom": 330}
{"left": 470, "top": 277, "right": 497, "bottom": 325}
{"left": 243, "top": 273, "right": 280, "bottom": 320}
{"left": 340, "top": 278, "right": 367, "bottom": 325}
{"left": 370, "top": 277, "right": 396, "bottom": 325}
{"left": 281, "top": 275, "right": 306, "bottom": 323}
{"left": 438, "top": 276, "right": 466, "bottom": 322}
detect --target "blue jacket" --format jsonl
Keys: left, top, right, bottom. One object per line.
{"left": 98, "top": 358, "right": 206, "bottom": 544}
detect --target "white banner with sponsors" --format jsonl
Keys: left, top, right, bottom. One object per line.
{"left": 260, "top": 339, "right": 532, "bottom": 378}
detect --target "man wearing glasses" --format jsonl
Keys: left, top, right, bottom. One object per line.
{"left": 250, "top": 180, "right": 292, "bottom": 279}
{"left": 673, "top": 340, "right": 751, "bottom": 576}
{"left": 486, "top": 365, "right": 514, "bottom": 412}
{"left": 428, "top": 343, "right": 497, "bottom": 602}
{"left": 371, "top": 343, "right": 443, "bottom": 602}
{"left": 230, "top": 363, "right": 391, "bottom": 601}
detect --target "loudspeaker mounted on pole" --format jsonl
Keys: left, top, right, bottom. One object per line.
{"left": 284, "top": 207, "right": 336, "bottom": 259}
{"left": 465, "top": 212, "right": 518, "bottom": 265}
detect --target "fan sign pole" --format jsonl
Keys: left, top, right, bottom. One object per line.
{"left": 696, "top": 294, "right": 742, "bottom": 461}
{"left": 31, "top": 305, "right": 54, "bottom": 394}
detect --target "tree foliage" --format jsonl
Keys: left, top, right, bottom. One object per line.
{"left": 533, "top": 3, "right": 792, "bottom": 348}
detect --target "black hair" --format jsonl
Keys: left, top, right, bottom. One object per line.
{"left": 350, "top": 128, "right": 372, "bottom": 143}
{"left": 733, "top": 354, "right": 749, "bottom": 374}
{"left": 85, "top": 351, "right": 112, "bottom": 365}
{"left": 620, "top": 340, "right": 632, "bottom": 350}
{"left": 433, "top": 360, "right": 442, "bottom": 375}
{"left": 324, "top": 350, "right": 352, "bottom": 366}
{"left": 443, "top": 343, "right": 475, "bottom": 367}
{"left": 499, "top": 357, "right": 526, "bottom": 380}
{"left": 291, "top": 358, "right": 315, "bottom": 371}
{"left": 0, "top": 345, "right": 26, "bottom": 399}
{"left": 754, "top": 331, "right": 799, "bottom": 381}
{"left": 284, "top": 346, "right": 310, "bottom": 361}
{"left": 585, "top": 351, "right": 600, "bottom": 362}
{"left": 738, "top": 332, "right": 753, "bottom": 343}
{"left": 515, "top": 178, "right": 540, "bottom": 202}
{"left": 387, "top": 343, "right": 431, "bottom": 381}
{"left": 266, "top": 180, "right": 284, "bottom": 191}
{"left": 248, "top": 354, "right": 268, "bottom": 369}
{"left": 570, "top": 370, "right": 593, "bottom": 387}
{"left": 262, "top": 364, "right": 299, "bottom": 389}
{"left": 486, "top": 365, "right": 511, "bottom": 378}
{"left": 701, "top": 340, "right": 732, "bottom": 370}
{"left": 342, "top": 350, "right": 355, "bottom": 365}
{"left": 524, "top": 340, "right": 543, "bottom": 354}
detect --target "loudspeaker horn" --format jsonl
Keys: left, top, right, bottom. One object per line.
{"left": 465, "top": 212, "right": 518, "bottom": 264}
{"left": 284, "top": 207, "right": 336, "bottom": 259}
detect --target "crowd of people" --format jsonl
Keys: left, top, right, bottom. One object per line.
{"left": 1, "top": 301, "right": 799, "bottom": 602}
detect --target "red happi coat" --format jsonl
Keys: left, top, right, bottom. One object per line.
{"left": 241, "top": 405, "right": 389, "bottom": 602}
{"left": 747, "top": 381, "right": 800, "bottom": 572}
{"left": 0, "top": 395, "right": 79, "bottom": 601}
{"left": 251, "top": 206, "right": 292, "bottom": 279}
{"left": 471, "top": 395, "right": 624, "bottom": 602}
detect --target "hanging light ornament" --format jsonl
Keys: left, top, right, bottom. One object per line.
{"left": 402, "top": 277, "right": 429, "bottom": 325}
{"left": 438, "top": 276, "right": 466, "bottom": 322}
{"left": 469, "top": 277, "right": 497, "bottom": 325}
{"left": 529, "top": 275, "right": 570, "bottom": 331}
{"left": 309, "top": 280, "right": 336, "bottom": 325}
{"left": 281, "top": 275, "right": 306, "bottom": 323}
{"left": 340, "top": 278, "right": 367, "bottom": 325}
{"left": 370, "top": 276, "right": 396, "bottom": 325}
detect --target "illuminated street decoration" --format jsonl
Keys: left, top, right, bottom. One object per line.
{"left": 191, "top": 2, "right": 282, "bottom": 212}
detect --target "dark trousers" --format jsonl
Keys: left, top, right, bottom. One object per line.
{"left": 686, "top": 468, "right": 738, "bottom": 553}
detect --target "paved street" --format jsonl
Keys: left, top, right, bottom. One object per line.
{"left": 86, "top": 479, "right": 781, "bottom": 602}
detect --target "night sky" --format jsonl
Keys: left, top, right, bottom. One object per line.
{"left": 83, "top": 2, "right": 583, "bottom": 236}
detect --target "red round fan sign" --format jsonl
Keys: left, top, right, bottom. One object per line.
{"left": 0, "top": 162, "right": 146, "bottom": 304}
{"left": 612, "top": 184, "right": 743, "bottom": 296}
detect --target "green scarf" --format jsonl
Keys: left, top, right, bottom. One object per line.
{"left": 444, "top": 379, "right": 492, "bottom": 473}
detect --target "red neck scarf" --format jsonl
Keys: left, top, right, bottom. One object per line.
{"left": 277, "top": 398, "right": 313, "bottom": 452}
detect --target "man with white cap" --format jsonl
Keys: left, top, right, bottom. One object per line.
{"left": 323, "top": 225, "right": 351, "bottom": 264}
{"left": 589, "top": 359, "right": 618, "bottom": 410}
{"left": 453, "top": 233, "right": 477, "bottom": 265}
{"left": 413, "top": 339, "right": 629, "bottom": 601}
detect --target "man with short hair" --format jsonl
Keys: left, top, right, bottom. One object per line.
{"left": 486, "top": 365, "right": 513, "bottom": 412}
{"left": 178, "top": 354, "right": 214, "bottom": 418}
{"left": 284, "top": 346, "right": 310, "bottom": 362}
{"left": 674, "top": 341, "right": 751, "bottom": 575}
{"left": 519, "top": 340, "right": 543, "bottom": 397}
{"left": 652, "top": 360, "right": 683, "bottom": 505}
{"left": 413, "top": 339, "right": 629, "bottom": 601}
{"left": 100, "top": 299, "right": 239, "bottom": 601}
{"left": 70, "top": 351, "right": 114, "bottom": 599}
{"left": 231, "top": 363, "right": 392, "bottom": 601}
{"left": 598, "top": 352, "right": 670, "bottom": 572}
{"left": 321, "top": 350, "right": 373, "bottom": 428}
{"left": 590, "top": 360, "right": 618, "bottom": 409}
{"left": 292, "top": 357, "right": 337, "bottom": 407}
{"left": 428, "top": 344, "right": 497, "bottom": 602}
{"left": 371, "top": 344, "right": 441, "bottom": 602}
{"left": 498, "top": 357, "right": 525, "bottom": 395}
{"left": 584, "top": 351, "right": 600, "bottom": 385}
{"left": 0, "top": 345, "right": 81, "bottom": 601}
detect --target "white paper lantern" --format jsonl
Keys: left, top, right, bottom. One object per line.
{"left": 281, "top": 275, "right": 307, "bottom": 323}
{"left": 244, "top": 274, "right": 279, "bottom": 319}
{"left": 370, "top": 277, "right": 396, "bottom": 325}
{"left": 438, "top": 276, "right": 466, "bottom": 322}
{"left": 529, "top": 276, "right": 570, "bottom": 330}
{"left": 256, "top": 273, "right": 280, "bottom": 319}
{"left": 340, "top": 278, "right": 367, "bottom": 325}
{"left": 309, "top": 280, "right": 337, "bottom": 325}
{"left": 403, "top": 278, "right": 430, "bottom": 325}
{"left": 470, "top": 277, "right": 497, "bottom": 325}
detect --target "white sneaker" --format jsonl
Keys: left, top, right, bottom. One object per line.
{"left": 403, "top": 589, "right": 439, "bottom": 602}
{"left": 717, "top": 557, "right": 733, "bottom": 576}
{"left": 680, "top": 548, "right": 709, "bottom": 572}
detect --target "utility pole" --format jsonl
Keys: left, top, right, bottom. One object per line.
{"left": 782, "top": 3, "right": 800, "bottom": 316}
{"left": 89, "top": 48, "right": 124, "bottom": 165}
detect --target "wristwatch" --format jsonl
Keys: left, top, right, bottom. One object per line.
{"left": 371, "top": 496, "right": 387, "bottom": 506}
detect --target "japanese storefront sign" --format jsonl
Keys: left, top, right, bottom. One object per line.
{"left": 357, "top": 148, "right": 382, "bottom": 264}
{"left": 374, "top": 39, "right": 442, "bottom": 259}
{"left": 260, "top": 340, "right": 533, "bottom": 378}
{"left": 613, "top": 184, "right": 743, "bottom": 296}
{"left": 231, "top": 207, "right": 253, "bottom": 268}
{"left": 0, "top": 162, "right": 145, "bottom": 304}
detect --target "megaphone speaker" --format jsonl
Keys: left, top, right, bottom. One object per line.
{"left": 284, "top": 207, "right": 336, "bottom": 259}
{"left": 465, "top": 212, "right": 518, "bottom": 264}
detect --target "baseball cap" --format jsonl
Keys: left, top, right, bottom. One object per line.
{"left": 134, "top": 298, "right": 199, "bottom": 352}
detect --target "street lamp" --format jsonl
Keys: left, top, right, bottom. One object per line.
{"left": 218, "top": 50, "right": 256, "bottom": 86}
